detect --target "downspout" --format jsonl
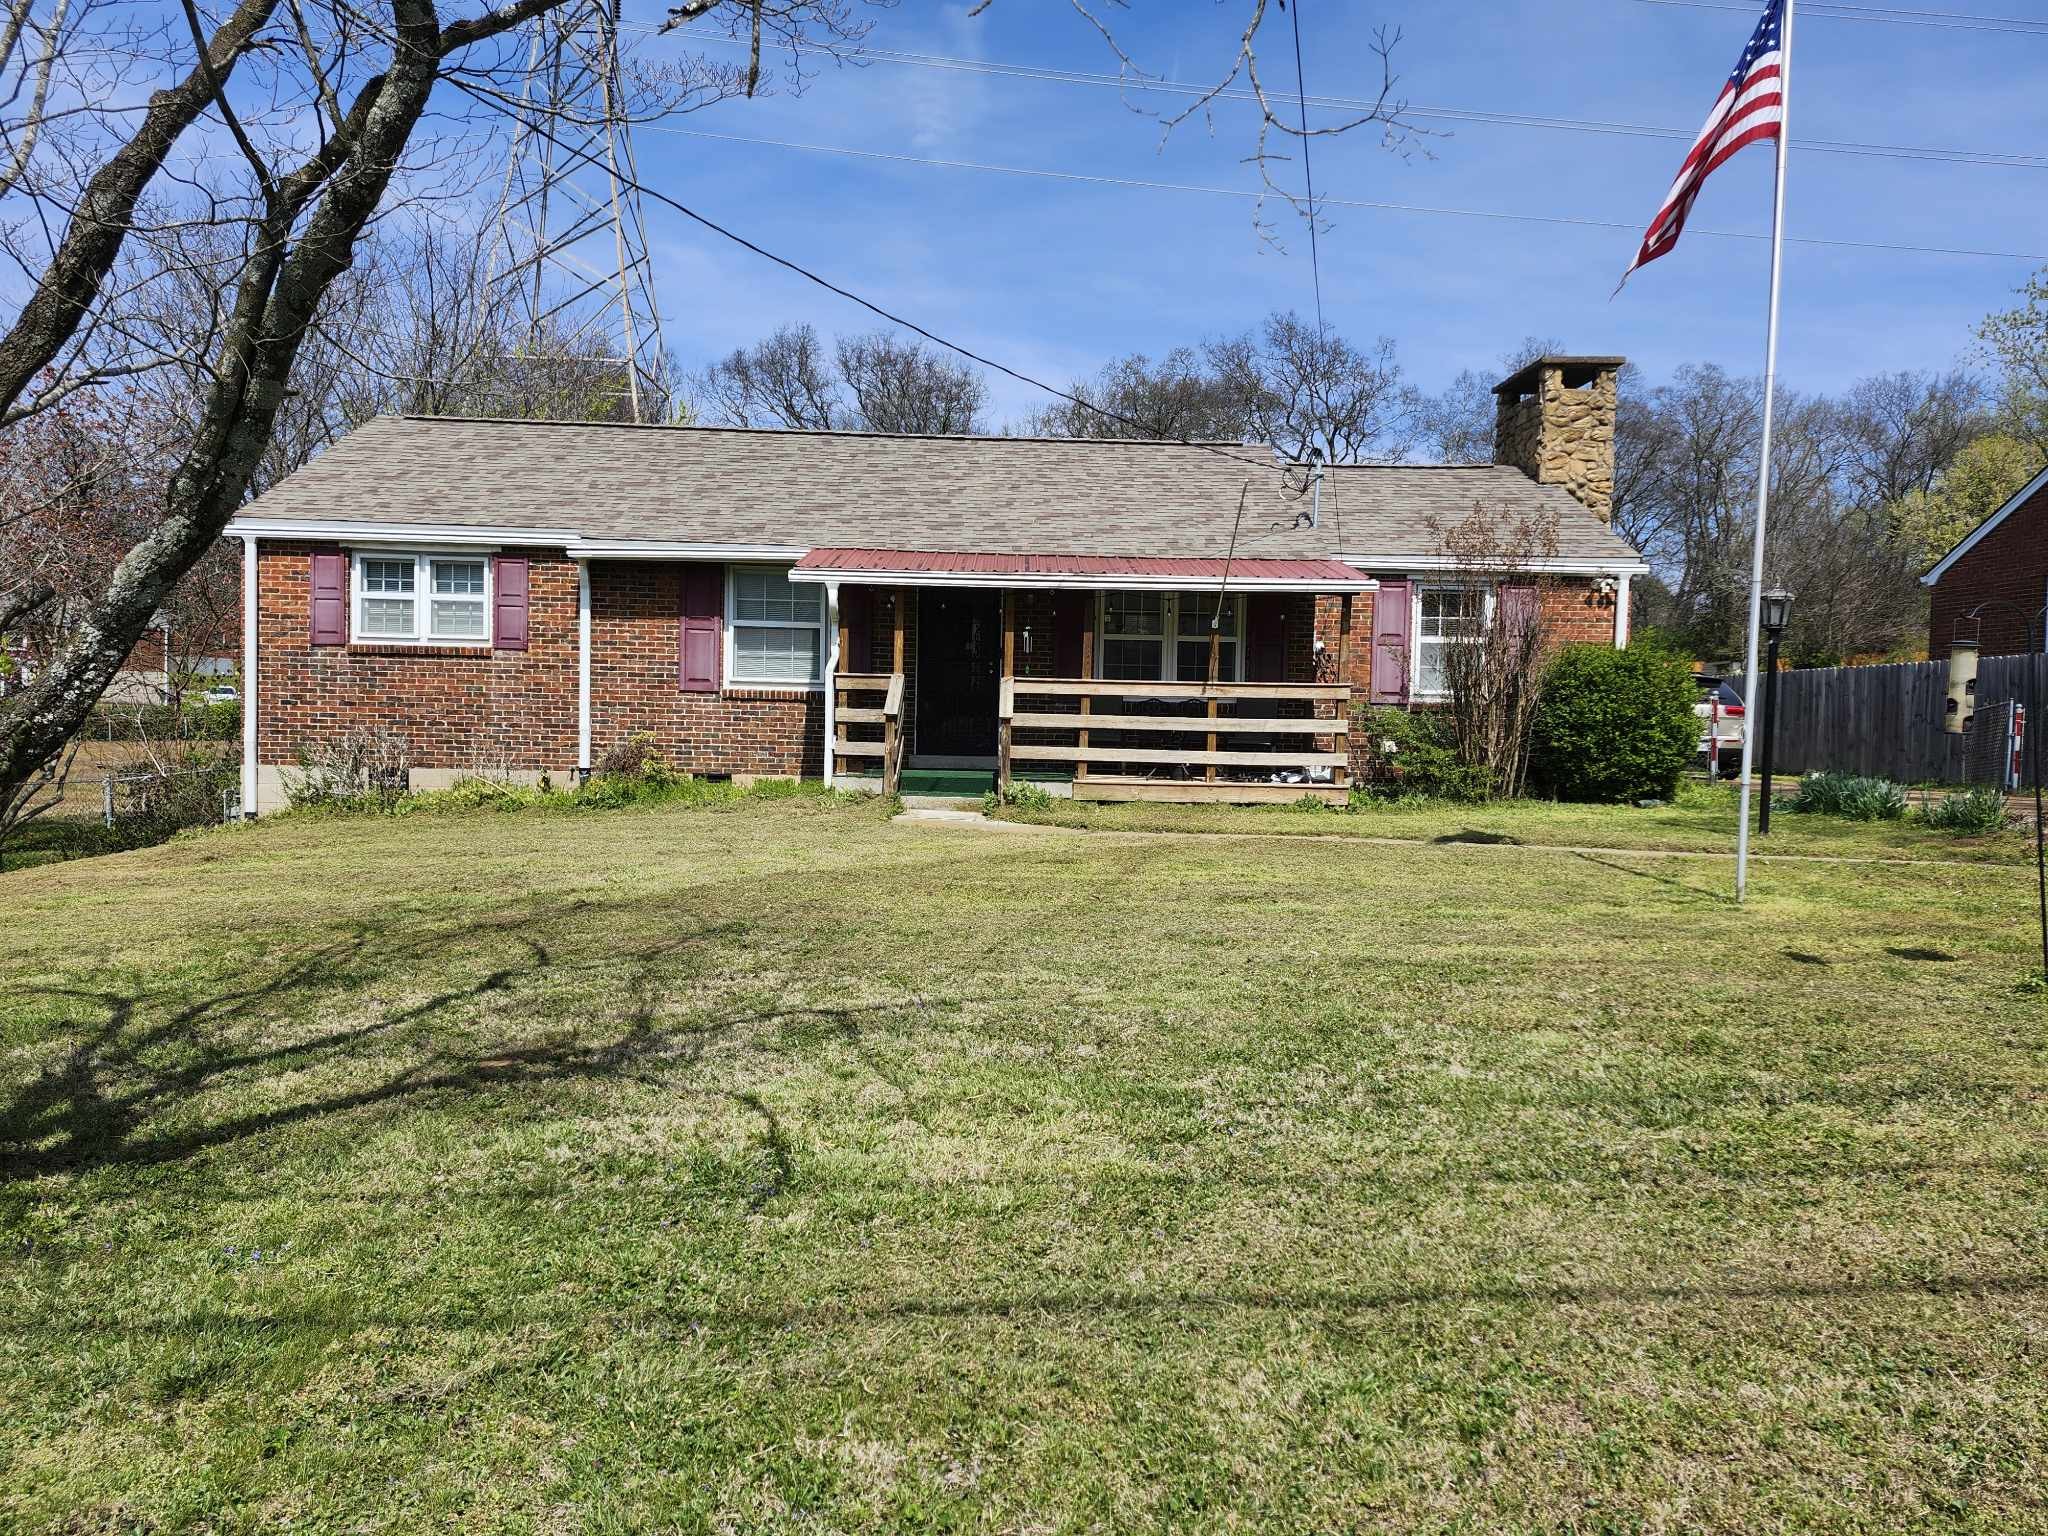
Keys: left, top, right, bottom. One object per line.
{"left": 240, "top": 534, "right": 258, "bottom": 818}
{"left": 822, "top": 581, "right": 840, "bottom": 787}
{"left": 1615, "top": 573, "right": 1632, "bottom": 647}
{"left": 577, "top": 560, "right": 592, "bottom": 777}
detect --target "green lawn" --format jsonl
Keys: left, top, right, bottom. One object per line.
{"left": 4, "top": 792, "right": 2047, "bottom": 1532}
{"left": 991, "top": 779, "right": 2038, "bottom": 865}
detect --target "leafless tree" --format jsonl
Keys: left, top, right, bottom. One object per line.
{"left": 835, "top": 330, "right": 986, "bottom": 435}
{"left": 1027, "top": 347, "right": 1249, "bottom": 442}
{"left": 1206, "top": 310, "right": 1413, "bottom": 462}
{"left": 690, "top": 324, "right": 986, "bottom": 434}
{"left": 1836, "top": 370, "right": 1988, "bottom": 508}
{"left": 691, "top": 321, "right": 840, "bottom": 429}
{"left": 967, "top": 0, "right": 1425, "bottom": 245}
{"left": 1425, "top": 500, "right": 1560, "bottom": 800}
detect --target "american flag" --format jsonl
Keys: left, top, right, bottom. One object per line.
{"left": 1621, "top": 0, "right": 1787, "bottom": 285}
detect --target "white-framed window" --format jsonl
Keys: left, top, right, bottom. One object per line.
{"left": 728, "top": 564, "right": 824, "bottom": 686}
{"left": 1414, "top": 583, "right": 1488, "bottom": 698}
{"left": 352, "top": 552, "right": 490, "bottom": 645}
{"left": 1097, "top": 591, "right": 1245, "bottom": 683}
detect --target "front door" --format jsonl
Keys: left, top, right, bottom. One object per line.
{"left": 916, "top": 590, "right": 1001, "bottom": 760}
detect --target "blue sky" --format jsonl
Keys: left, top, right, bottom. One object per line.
{"left": 627, "top": 0, "right": 2048, "bottom": 425}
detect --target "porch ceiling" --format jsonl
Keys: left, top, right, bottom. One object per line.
{"left": 787, "top": 548, "right": 1376, "bottom": 593}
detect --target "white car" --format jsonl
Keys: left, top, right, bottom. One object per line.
{"left": 1695, "top": 676, "right": 1747, "bottom": 777}
{"left": 201, "top": 684, "right": 239, "bottom": 705}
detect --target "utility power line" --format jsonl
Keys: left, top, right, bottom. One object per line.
{"left": 642, "top": 124, "right": 2048, "bottom": 265}
{"left": 634, "top": 28, "right": 2048, "bottom": 171}
{"left": 1625, "top": 0, "right": 2048, "bottom": 35}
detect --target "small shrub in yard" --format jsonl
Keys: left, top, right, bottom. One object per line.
{"left": 286, "top": 727, "right": 412, "bottom": 811}
{"left": 1917, "top": 784, "right": 2010, "bottom": 834}
{"left": 1790, "top": 771, "right": 1907, "bottom": 821}
{"left": 984, "top": 781, "right": 1056, "bottom": 814}
{"left": 1529, "top": 644, "right": 1698, "bottom": 803}
{"left": 593, "top": 730, "right": 670, "bottom": 779}
{"left": 1351, "top": 706, "right": 1492, "bottom": 802}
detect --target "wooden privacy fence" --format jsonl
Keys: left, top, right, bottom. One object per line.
{"left": 1771, "top": 655, "right": 2048, "bottom": 784}
{"left": 999, "top": 677, "right": 1351, "bottom": 804}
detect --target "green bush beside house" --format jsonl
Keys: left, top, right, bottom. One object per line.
{"left": 1529, "top": 644, "right": 1699, "bottom": 803}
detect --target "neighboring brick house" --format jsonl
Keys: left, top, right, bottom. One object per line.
{"left": 1922, "top": 463, "right": 2048, "bottom": 660}
{"left": 226, "top": 355, "right": 1647, "bottom": 812}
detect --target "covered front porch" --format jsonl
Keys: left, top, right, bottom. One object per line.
{"left": 793, "top": 550, "right": 1374, "bottom": 805}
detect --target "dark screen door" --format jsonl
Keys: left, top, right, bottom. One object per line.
{"left": 916, "top": 590, "right": 1001, "bottom": 758}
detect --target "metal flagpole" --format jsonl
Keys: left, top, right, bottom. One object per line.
{"left": 1735, "top": 0, "right": 1797, "bottom": 903}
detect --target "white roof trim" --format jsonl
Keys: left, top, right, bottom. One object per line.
{"left": 1919, "top": 461, "right": 2048, "bottom": 586}
{"left": 230, "top": 516, "right": 580, "bottom": 547}
{"left": 786, "top": 568, "right": 1376, "bottom": 593}
{"left": 568, "top": 541, "right": 808, "bottom": 561}
{"left": 1341, "top": 554, "right": 1652, "bottom": 577}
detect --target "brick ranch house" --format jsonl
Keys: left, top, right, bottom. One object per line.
{"left": 226, "top": 355, "right": 1647, "bottom": 812}
{"left": 1922, "top": 460, "right": 2048, "bottom": 660}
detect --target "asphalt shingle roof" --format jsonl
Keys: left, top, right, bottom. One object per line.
{"left": 232, "top": 414, "right": 1646, "bottom": 568}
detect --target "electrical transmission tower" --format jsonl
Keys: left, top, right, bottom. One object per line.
{"left": 487, "top": 0, "right": 669, "bottom": 422}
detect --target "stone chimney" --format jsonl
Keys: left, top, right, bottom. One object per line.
{"left": 1492, "top": 355, "right": 1625, "bottom": 522}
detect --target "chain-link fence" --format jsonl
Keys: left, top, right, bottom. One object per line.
{"left": 95, "top": 759, "right": 242, "bottom": 835}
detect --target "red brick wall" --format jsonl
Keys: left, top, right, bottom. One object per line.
{"left": 1541, "top": 578, "right": 1623, "bottom": 649}
{"left": 257, "top": 548, "right": 1624, "bottom": 781}
{"left": 589, "top": 562, "right": 823, "bottom": 777}
{"left": 257, "top": 547, "right": 822, "bottom": 779}
{"left": 256, "top": 540, "right": 577, "bottom": 771}
{"left": 1928, "top": 482, "right": 2048, "bottom": 659}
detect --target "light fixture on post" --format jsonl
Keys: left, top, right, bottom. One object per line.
{"left": 1757, "top": 588, "right": 1794, "bottom": 836}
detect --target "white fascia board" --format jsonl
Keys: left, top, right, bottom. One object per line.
{"left": 785, "top": 568, "right": 1376, "bottom": 593}
{"left": 1920, "top": 461, "right": 2048, "bottom": 586}
{"left": 1341, "top": 554, "right": 1652, "bottom": 577}
{"left": 230, "top": 517, "right": 575, "bottom": 547}
{"left": 568, "top": 541, "right": 809, "bottom": 562}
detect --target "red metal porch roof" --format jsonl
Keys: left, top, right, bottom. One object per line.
{"left": 789, "top": 548, "right": 1373, "bottom": 590}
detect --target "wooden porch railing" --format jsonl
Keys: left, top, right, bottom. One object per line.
{"left": 999, "top": 677, "right": 1350, "bottom": 804}
{"left": 833, "top": 671, "right": 904, "bottom": 794}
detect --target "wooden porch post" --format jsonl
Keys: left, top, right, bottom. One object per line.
{"left": 998, "top": 589, "right": 1016, "bottom": 794}
{"left": 1077, "top": 590, "right": 1093, "bottom": 782}
{"left": 1333, "top": 593, "right": 1353, "bottom": 790}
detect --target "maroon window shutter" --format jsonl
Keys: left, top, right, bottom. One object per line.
{"left": 1052, "top": 591, "right": 1087, "bottom": 677}
{"left": 493, "top": 557, "right": 530, "bottom": 651}
{"left": 1369, "top": 578, "right": 1411, "bottom": 704}
{"left": 678, "top": 562, "right": 723, "bottom": 693}
{"left": 309, "top": 551, "right": 346, "bottom": 646}
{"left": 1246, "top": 595, "right": 1287, "bottom": 681}
{"left": 843, "top": 586, "right": 873, "bottom": 673}
{"left": 1499, "top": 583, "right": 1538, "bottom": 649}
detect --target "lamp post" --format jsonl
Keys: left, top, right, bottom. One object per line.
{"left": 1963, "top": 600, "right": 2048, "bottom": 985}
{"left": 1756, "top": 588, "right": 1793, "bottom": 836}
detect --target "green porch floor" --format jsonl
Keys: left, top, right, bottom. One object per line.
{"left": 840, "top": 768, "right": 1070, "bottom": 797}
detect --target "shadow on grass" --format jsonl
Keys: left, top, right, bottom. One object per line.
{"left": 1434, "top": 829, "right": 1522, "bottom": 846}
{"left": 0, "top": 893, "right": 941, "bottom": 1186}
{"left": 14, "top": 1270, "right": 2048, "bottom": 1344}
{"left": 1571, "top": 851, "right": 1731, "bottom": 906}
